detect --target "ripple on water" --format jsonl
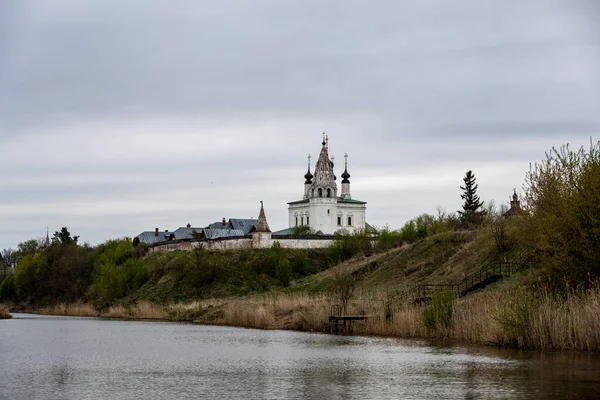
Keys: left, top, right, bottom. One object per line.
{"left": 1, "top": 313, "right": 599, "bottom": 399}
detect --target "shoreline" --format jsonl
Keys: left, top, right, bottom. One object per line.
{"left": 5, "top": 286, "right": 600, "bottom": 353}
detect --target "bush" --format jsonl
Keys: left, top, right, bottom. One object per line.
{"left": 327, "top": 230, "right": 372, "bottom": 263}
{"left": 121, "top": 258, "right": 148, "bottom": 291}
{"left": 291, "top": 250, "right": 309, "bottom": 275}
{"left": 89, "top": 262, "right": 125, "bottom": 305}
{"left": 399, "top": 212, "right": 456, "bottom": 243}
{"left": 0, "top": 275, "right": 16, "bottom": 301}
{"left": 14, "top": 253, "right": 47, "bottom": 301}
{"left": 494, "top": 287, "right": 539, "bottom": 347}
{"left": 377, "top": 228, "right": 402, "bottom": 251}
{"left": 421, "top": 287, "right": 455, "bottom": 331}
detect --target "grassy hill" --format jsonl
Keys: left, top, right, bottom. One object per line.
{"left": 289, "top": 229, "right": 517, "bottom": 297}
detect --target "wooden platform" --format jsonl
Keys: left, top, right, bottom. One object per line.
{"left": 328, "top": 315, "right": 367, "bottom": 334}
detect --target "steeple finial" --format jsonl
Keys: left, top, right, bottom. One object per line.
{"left": 304, "top": 154, "right": 313, "bottom": 184}
{"left": 322, "top": 132, "right": 326, "bottom": 146}
{"left": 341, "top": 152, "right": 351, "bottom": 184}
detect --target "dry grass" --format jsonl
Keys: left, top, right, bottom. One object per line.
{"left": 0, "top": 303, "right": 12, "bottom": 319}
{"left": 36, "top": 302, "right": 98, "bottom": 317}
{"left": 210, "top": 293, "right": 331, "bottom": 331}
{"left": 19, "top": 283, "right": 600, "bottom": 352}
{"left": 526, "top": 286, "right": 600, "bottom": 351}
{"left": 105, "top": 301, "right": 169, "bottom": 320}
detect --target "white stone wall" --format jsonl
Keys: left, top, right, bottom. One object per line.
{"left": 275, "top": 238, "right": 333, "bottom": 249}
{"left": 336, "top": 202, "right": 367, "bottom": 234}
{"left": 146, "top": 235, "right": 339, "bottom": 253}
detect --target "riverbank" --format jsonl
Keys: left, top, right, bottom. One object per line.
{"left": 0, "top": 303, "right": 12, "bottom": 319}
{"left": 15, "top": 282, "right": 600, "bottom": 352}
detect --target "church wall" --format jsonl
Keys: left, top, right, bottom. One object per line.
{"left": 307, "top": 197, "right": 337, "bottom": 234}
{"left": 336, "top": 202, "right": 367, "bottom": 233}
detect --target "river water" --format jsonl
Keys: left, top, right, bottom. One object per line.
{"left": 0, "top": 314, "right": 599, "bottom": 399}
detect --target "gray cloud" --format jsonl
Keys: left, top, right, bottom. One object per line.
{"left": 1, "top": 0, "right": 599, "bottom": 248}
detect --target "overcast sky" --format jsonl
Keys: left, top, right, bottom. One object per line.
{"left": 1, "top": 1, "right": 599, "bottom": 249}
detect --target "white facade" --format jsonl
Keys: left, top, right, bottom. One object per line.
{"left": 288, "top": 136, "right": 367, "bottom": 235}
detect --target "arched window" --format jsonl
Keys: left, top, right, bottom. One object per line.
{"left": 318, "top": 188, "right": 323, "bottom": 197}
{"left": 326, "top": 188, "right": 331, "bottom": 198}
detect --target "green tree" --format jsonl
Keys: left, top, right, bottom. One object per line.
{"left": 16, "top": 239, "right": 43, "bottom": 260}
{"left": 14, "top": 252, "right": 47, "bottom": 301}
{"left": 53, "top": 227, "right": 79, "bottom": 246}
{"left": 524, "top": 141, "right": 600, "bottom": 288}
{"left": 458, "top": 170, "right": 486, "bottom": 226}
{"left": 0, "top": 275, "right": 16, "bottom": 301}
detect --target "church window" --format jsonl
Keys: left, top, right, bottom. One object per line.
{"left": 327, "top": 209, "right": 330, "bottom": 215}
{"left": 348, "top": 216, "right": 352, "bottom": 226}
{"left": 301, "top": 216, "right": 304, "bottom": 225}
{"left": 337, "top": 216, "right": 342, "bottom": 226}
{"left": 295, "top": 217, "right": 298, "bottom": 226}
{"left": 326, "top": 188, "right": 331, "bottom": 198}
{"left": 306, "top": 216, "right": 309, "bottom": 225}
{"left": 318, "top": 188, "right": 322, "bottom": 197}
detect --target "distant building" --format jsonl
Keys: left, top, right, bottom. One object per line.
{"left": 207, "top": 218, "right": 258, "bottom": 235}
{"left": 287, "top": 135, "right": 367, "bottom": 235}
{"left": 134, "top": 219, "right": 250, "bottom": 246}
{"left": 503, "top": 190, "right": 525, "bottom": 218}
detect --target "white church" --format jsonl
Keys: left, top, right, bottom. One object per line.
{"left": 286, "top": 135, "right": 367, "bottom": 235}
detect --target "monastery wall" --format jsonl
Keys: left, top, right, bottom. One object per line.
{"left": 146, "top": 234, "right": 339, "bottom": 253}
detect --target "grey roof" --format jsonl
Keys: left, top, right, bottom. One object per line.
{"left": 134, "top": 231, "right": 174, "bottom": 245}
{"left": 288, "top": 199, "right": 309, "bottom": 205}
{"left": 272, "top": 227, "right": 294, "bottom": 236}
{"left": 229, "top": 218, "right": 257, "bottom": 234}
{"left": 173, "top": 227, "right": 204, "bottom": 240}
{"left": 203, "top": 229, "right": 245, "bottom": 239}
{"left": 208, "top": 221, "right": 230, "bottom": 230}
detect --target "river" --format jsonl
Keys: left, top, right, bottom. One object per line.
{"left": 1, "top": 313, "right": 599, "bottom": 399}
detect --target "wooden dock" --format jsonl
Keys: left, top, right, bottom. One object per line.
{"left": 328, "top": 305, "right": 367, "bottom": 334}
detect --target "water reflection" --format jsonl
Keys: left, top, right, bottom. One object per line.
{"left": 1, "top": 313, "right": 599, "bottom": 399}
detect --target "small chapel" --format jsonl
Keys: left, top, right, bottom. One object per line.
{"left": 287, "top": 135, "right": 367, "bottom": 235}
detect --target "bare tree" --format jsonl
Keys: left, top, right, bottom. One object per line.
{"left": 331, "top": 267, "right": 358, "bottom": 315}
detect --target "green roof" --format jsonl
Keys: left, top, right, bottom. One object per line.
{"left": 337, "top": 198, "right": 367, "bottom": 204}
{"left": 365, "top": 222, "right": 378, "bottom": 234}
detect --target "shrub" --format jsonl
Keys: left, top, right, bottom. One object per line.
{"left": 327, "top": 230, "right": 371, "bottom": 262}
{"left": 377, "top": 228, "right": 402, "bottom": 251}
{"left": 121, "top": 258, "right": 148, "bottom": 291}
{"left": 421, "top": 287, "right": 455, "bottom": 331}
{"left": 14, "top": 253, "right": 47, "bottom": 301}
{"left": 89, "top": 262, "right": 125, "bottom": 305}
{"left": 494, "top": 287, "right": 539, "bottom": 348}
{"left": 291, "top": 250, "right": 309, "bottom": 276}
{"left": 0, "top": 275, "right": 16, "bottom": 301}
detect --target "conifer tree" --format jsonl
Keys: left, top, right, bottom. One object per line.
{"left": 458, "top": 170, "right": 486, "bottom": 226}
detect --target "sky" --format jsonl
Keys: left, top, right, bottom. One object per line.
{"left": 1, "top": 1, "right": 599, "bottom": 250}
